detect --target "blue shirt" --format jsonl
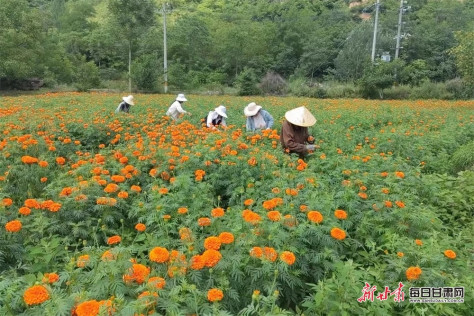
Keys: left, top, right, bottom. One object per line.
{"left": 245, "top": 110, "right": 274, "bottom": 131}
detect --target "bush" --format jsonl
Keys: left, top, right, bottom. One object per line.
{"left": 73, "top": 57, "right": 101, "bottom": 92}
{"left": 132, "top": 54, "right": 161, "bottom": 92}
{"left": 236, "top": 67, "right": 261, "bottom": 96}
{"left": 445, "top": 78, "right": 472, "bottom": 99}
{"left": 383, "top": 85, "right": 412, "bottom": 100}
{"left": 288, "top": 77, "right": 326, "bottom": 98}
{"left": 451, "top": 141, "right": 474, "bottom": 174}
{"left": 410, "top": 80, "right": 453, "bottom": 100}
{"left": 324, "top": 82, "right": 358, "bottom": 98}
{"left": 259, "top": 71, "right": 288, "bottom": 95}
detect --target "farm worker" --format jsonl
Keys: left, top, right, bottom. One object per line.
{"left": 244, "top": 102, "right": 274, "bottom": 132}
{"left": 280, "top": 106, "right": 317, "bottom": 157}
{"left": 166, "top": 93, "right": 190, "bottom": 120}
{"left": 204, "top": 105, "right": 227, "bottom": 128}
{"left": 115, "top": 95, "right": 134, "bottom": 113}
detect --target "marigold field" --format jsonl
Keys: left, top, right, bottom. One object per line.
{"left": 0, "top": 93, "right": 473, "bottom": 315}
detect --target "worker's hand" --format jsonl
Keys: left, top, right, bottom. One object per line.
{"left": 307, "top": 136, "right": 315, "bottom": 144}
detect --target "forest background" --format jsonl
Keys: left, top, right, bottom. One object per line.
{"left": 1, "top": 0, "right": 473, "bottom": 99}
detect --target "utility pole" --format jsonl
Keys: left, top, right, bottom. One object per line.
{"left": 371, "top": 0, "right": 380, "bottom": 62}
{"left": 162, "top": 3, "right": 168, "bottom": 93}
{"left": 395, "top": 0, "right": 404, "bottom": 59}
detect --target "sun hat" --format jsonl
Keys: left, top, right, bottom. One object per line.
{"left": 176, "top": 93, "right": 188, "bottom": 102}
{"left": 284, "top": 106, "right": 316, "bottom": 127}
{"left": 215, "top": 105, "right": 227, "bottom": 118}
{"left": 244, "top": 102, "right": 262, "bottom": 117}
{"left": 122, "top": 95, "right": 134, "bottom": 105}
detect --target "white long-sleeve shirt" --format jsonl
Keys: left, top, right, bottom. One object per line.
{"left": 206, "top": 111, "right": 226, "bottom": 128}
{"left": 166, "top": 101, "right": 187, "bottom": 120}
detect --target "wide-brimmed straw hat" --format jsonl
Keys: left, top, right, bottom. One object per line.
{"left": 285, "top": 106, "right": 316, "bottom": 127}
{"left": 244, "top": 102, "right": 262, "bottom": 117}
{"left": 122, "top": 95, "right": 134, "bottom": 105}
{"left": 215, "top": 105, "right": 227, "bottom": 118}
{"left": 176, "top": 94, "right": 187, "bottom": 102}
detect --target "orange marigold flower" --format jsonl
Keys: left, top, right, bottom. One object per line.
{"left": 444, "top": 249, "right": 456, "bottom": 259}
{"left": 101, "top": 250, "right": 115, "bottom": 261}
{"left": 24, "top": 198, "right": 40, "bottom": 208}
{"left": 272, "top": 187, "right": 280, "bottom": 194}
{"left": 41, "top": 177, "right": 48, "bottom": 183}
{"left": 397, "top": 252, "right": 404, "bottom": 258}
{"left": 285, "top": 188, "right": 298, "bottom": 196}
{"left": 38, "top": 161, "right": 48, "bottom": 167}
{"left": 262, "top": 199, "right": 277, "bottom": 210}
{"left": 19, "top": 206, "right": 31, "bottom": 216}
{"left": 5, "top": 220, "right": 22, "bottom": 232}
{"left": 380, "top": 172, "right": 388, "bottom": 177}
{"left": 74, "top": 300, "right": 104, "bottom": 316}
{"left": 111, "top": 175, "right": 126, "bottom": 183}
{"left": 395, "top": 201, "right": 405, "bottom": 208}
{"left": 384, "top": 201, "right": 393, "bottom": 208}
{"left": 23, "top": 285, "right": 50, "bottom": 305}
{"left": 158, "top": 187, "right": 169, "bottom": 194}
{"left": 204, "top": 236, "right": 221, "bottom": 250}
{"left": 56, "top": 157, "right": 66, "bottom": 165}
{"left": 218, "top": 232, "right": 234, "bottom": 244}
{"left": 135, "top": 223, "right": 146, "bottom": 232}
{"left": 242, "top": 209, "right": 262, "bottom": 224}
{"left": 198, "top": 217, "right": 211, "bottom": 227}
{"left": 117, "top": 191, "right": 129, "bottom": 199}
{"left": 358, "top": 192, "right": 368, "bottom": 199}
{"left": 42, "top": 273, "right": 60, "bottom": 284}
{"left": 21, "top": 155, "right": 38, "bottom": 164}
{"left": 381, "top": 188, "right": 390, "bottom": 194}
{"left": 107, "top": 235, "right": 121, "bottom": 245}
{"left": 202, "top": 249, "right": 222, "bottom": 267}
{"left": 149, "top": 247, "right": 170, "bottom": 263}
{"left": 250, "top": 246, "right": 263, "bottom": 258}
{"left": 131, "top": 185, "right": 141, "bottom": 192}
{"left": 190, "top": 255, "right": 205, "bottom": 270}
{"left": 307, "top": 211, "right": 323, "bottom": 224}
{"left": 119, "top": 156, "right": 129, "bottom": 164}
{"left": 178, "top": 207, "right": 188, "bottom": 214}
{"left": 123, "top": 264, "right": 150, "bottom": 284}
{"left": 244, "top": 199, "right": 254, "bottom": 206}
{"left": 395, "top": 171, "right": 405, "bottom": 178}
{"left": 207, "top": 288, "right": 224, "bottom": 302}
{"left": 415, "top": 239, "right": 423, "bottom": 246}
{"left": 211, "top": 207, "right": 225, "bottom": 217}
{"left": 179, "top": 227, "right": 193, "bottom": 241}
{"left": 300, "top": 205, "right": 308, "bottom": 212}
{"left": 60, "top": 187, "right": 74, "bottom": 197}
{"left": 148, "top": 276, "right": 166, "bottom": 289}
{"left": 406, "top": 266, "right": 422, "bottom": 281}
{"left": 330, "top": 227, "right": 346, "bottom": 240}
{"left": 263, "top": 247, "right": 278, "bottom": 262}
{"left": 2, "top": 198, "right": 13, "bottom": 206}
{"left": 104, "top": 183, "right": 119, "bottom": 193}
{"left": 77, "top": 255, "right": 90, "bottom": 268}
{"left": 267, "top": 210, "right": 281, "bottom": 222}
{"left": 334, "top": 209, "right": 347, "bottom": 220}
{"left": 280, "top": 251, "right": 296, "bottom": 265}
{"left": 137, "top": 291, "right": 158, "bottom": 307}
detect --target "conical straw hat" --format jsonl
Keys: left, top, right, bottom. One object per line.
{"left": 284, "top": 106, "right": 316, "bottom": 127}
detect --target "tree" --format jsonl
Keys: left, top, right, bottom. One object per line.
{"left": 451, "top": 31, "right": 474, "bottom": 88}
{"left": 108, "top": 0, "right": 156, "bottom": 92}
{"left": 358, "top": 59, "right": 405, "bottom": 99}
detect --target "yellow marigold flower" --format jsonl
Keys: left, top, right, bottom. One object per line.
{"left": 23, "top": 285, "right": 50, "bottom": 305}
